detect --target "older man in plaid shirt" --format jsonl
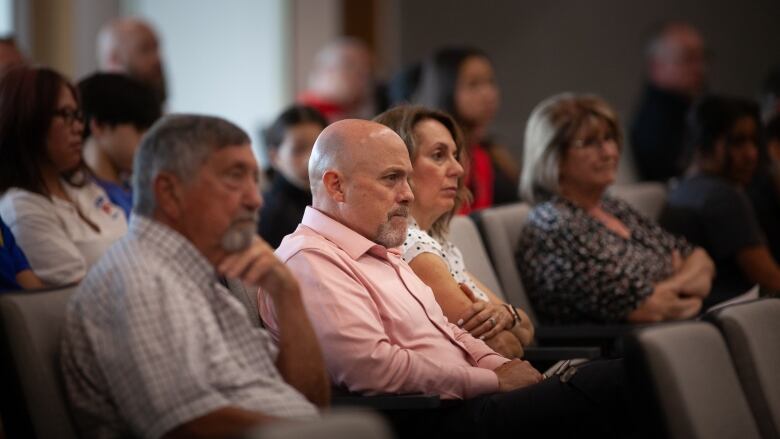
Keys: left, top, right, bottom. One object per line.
{"left": 61, "top": 115, "right": 329, "bottom": 439}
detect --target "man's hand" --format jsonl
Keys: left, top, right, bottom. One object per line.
{"left": 494, "top": 359, "right": 542, "bottom": 392}
{"left": 217, "top": 236, "right": 299, "bottom": 300}
{"left": 484, "top": 330, "right": 524, "bottom": 359}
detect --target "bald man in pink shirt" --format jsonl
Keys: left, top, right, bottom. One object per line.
{"left": 259, "top": 119, "right": 633, "bottom": 438}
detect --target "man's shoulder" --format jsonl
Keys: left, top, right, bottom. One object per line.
{"left": 275, "top": 227, "right": 344, "bottom": 263}
{"left": 70, "top": 235, "right": 170, "bottom": 308}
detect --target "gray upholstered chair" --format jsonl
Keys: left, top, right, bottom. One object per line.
{"left": 225, "top": 277, "right": 263, "bottom": 327}
{"left": 627, "top": 321, "right": 761, "bottom": 439}
{"left": 707, "top": 298, "right": 780, "bottom": 439}
{"left": 448, "top": 215, "right": 506, "bottom": 301}
{"left": 608, "top": 182, "right": 667, "bottom": 221}
{"left": 0, "top": 285, "right": 80, "bottom": 439}
{"left": 473, "top": 202, "right": 535, "bottom": 318}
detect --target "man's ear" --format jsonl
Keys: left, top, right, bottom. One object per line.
{"left": 153, "top": 172, "right": 183, "bottom": 219}
{"left": 322, "top": 170, "right": 346, "bottom": 203}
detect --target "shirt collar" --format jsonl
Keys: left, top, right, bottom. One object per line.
{"left": 300, "top": 206, "right": 401, "bottom": 260}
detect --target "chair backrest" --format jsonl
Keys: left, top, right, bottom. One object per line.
{"left": 608, "top": 182, "right": 667, "bottom": 221}
{"left": 448, "top": 215, "right": 505, "bottom": 301}
{"left": 0, "top": 285, "right": 80, "bottom": 439}
{"left": 629, "top": 322, "right": 761, "bottom": 439}
{"left": 708, "top": 298, "right": 780, "bottom": 439}
{"left": 225, "top": 277, "right": 263, "bottom": 328}
{"left": 476, "top": 203, "right": 536, "bottom": 322}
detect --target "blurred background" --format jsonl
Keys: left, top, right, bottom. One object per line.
{"left": 5, "top": 0, "right": 779, "bottom": 178}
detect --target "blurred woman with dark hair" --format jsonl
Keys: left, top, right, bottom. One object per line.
{"left": 415, "top": 47, "right": 519, "bottom": 213}
{"left": 662, "top": 95, "right": 780, "bottom": 303}
{"left": 258, "top": 104, "right": 328, "bottom": 248}
{"left": 0, "top": 66, "right": 127, "bottom": 286}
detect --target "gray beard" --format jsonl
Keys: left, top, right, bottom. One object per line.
{"left": 220, "top": 211, "right": 259, "bottom": 252}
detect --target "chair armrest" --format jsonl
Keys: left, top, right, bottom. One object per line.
{"left": 534, "top": 324, "right": 633, "bottom": 341}
{"left": 330, "top": 386, "right": 441, "bottom": 410}
{"left": 523, "top": 346, "right": 601, "bottom": 363}
{"left": 534, "top": 324, "right": 643, "bottom": 357}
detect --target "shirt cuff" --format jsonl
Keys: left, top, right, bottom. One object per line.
{"left": 476, "top": 352, "right": 510, "bottom": 370}
{"left": 463, "top": 366, "right": 501, "bottom": 399}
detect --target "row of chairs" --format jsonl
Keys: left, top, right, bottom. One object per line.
{"left": 626, "top": 299, "right": 780, "bottom": 439}
{"left": 447, "top": 183, "right": 780, "bottom": 439}
{"left": 2, "top": 287, "right": 777, "bottom": 439}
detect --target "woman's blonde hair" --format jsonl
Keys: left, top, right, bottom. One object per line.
{"left": 519, "top": 93, "right": 622, "bottom": 204}
{"left": 374, "top": 105, "right": 471, "bottom": 239}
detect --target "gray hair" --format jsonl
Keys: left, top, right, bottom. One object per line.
{"left": 132, "top": 114, "right": 250, "bottom": 215}
{"left": 520, "top": 93, "right": 621, "bottom": 204}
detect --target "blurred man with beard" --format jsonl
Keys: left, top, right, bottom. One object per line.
{"left": 97, "top": 18, "right": 168, "bottom": 105}
{"left": 61, "top": 115, "right": 329, "bottom": 439}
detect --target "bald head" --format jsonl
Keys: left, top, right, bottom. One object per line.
{"left": 308, "top": 119, "right": 413, "bottom": 247}
{"left": 309, "top": 119, "right": 401, "bottom": 196}
{"left": 97, "top": 18, "right": 166, "bottom": 102}
{"left": 308, "top": 38, "right": 373, "bottom": 110}
{"left": 647, "top": 22, "right": 706, "bottom": 97}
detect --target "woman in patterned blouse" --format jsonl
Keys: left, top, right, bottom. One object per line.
{"left": 517, "top": 93, "right": 715, "bottom": 324}
{"left": 375, "top": 105, "right": 534, "bottom": 359}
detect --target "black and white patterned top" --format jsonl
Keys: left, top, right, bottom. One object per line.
{"left": 402, "top": 219, "right": 490, "bottom": 302}
{"left": 517, "top": 195, "right": 693, "bottom": 324}
{"left": 61, "top": 215, "right": 318, "bottom": 439}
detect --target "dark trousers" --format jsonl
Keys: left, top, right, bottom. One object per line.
{"left": 381, "top": 359, "right": 636, "bottom": 439}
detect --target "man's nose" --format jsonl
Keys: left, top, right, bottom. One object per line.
{"left": 245, "top": 181, "right": 263, "bottom": 211}
{"left": 399, "top": 179, "right": 414, "bottom": 203}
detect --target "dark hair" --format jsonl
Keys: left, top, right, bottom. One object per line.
{"left": 78, "top": 72, "right": 161, "bottom": 138}
{"left": 689, "top": 95, "right": 760, "bottom": 157}
{"left": 0, "top": 66, "right": 80, "bottom": 196}
{"left": 373, "top": 104, "right": 471, "bottom": 238}
{"left": 262, "top": 105, "right": 328, "bottom": 154}
{"left": 415, "top": 47, "right": 491, "bottom": 124}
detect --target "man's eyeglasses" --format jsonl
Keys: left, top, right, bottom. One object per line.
{"left": 53, "top": 107, "right": 84, "bottom": 126}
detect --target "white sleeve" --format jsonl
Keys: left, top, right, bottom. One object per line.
{"left": 401, "top": 227, "right": 447, "bottom": 263}
{"left": 0, "top": 193, "right": 86, "bottom": 285}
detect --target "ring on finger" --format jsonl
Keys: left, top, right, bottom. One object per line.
{"left": 489, "top": 316, "right": 497, "bottom": 327}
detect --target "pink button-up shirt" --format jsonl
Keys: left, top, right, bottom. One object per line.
{"left": 259, "top": 207, "right": 508, "bottom": 400}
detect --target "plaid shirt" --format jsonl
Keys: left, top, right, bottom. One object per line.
{"left": 61, "top": 215, "right": 317, "bottom": 439}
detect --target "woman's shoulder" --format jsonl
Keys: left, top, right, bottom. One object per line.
{"left": 0, "top": 188, "right": 53, "bottom": 218}
{"left": 526, "top": 198, "right": 576, "bottom": 231}
{"left": 401, "top": 221, "right": 446, "bottom": 262}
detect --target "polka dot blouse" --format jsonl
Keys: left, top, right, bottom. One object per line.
{"left": 517, "top": 195, "right": 693, "bottom": 324}
{"left": 402, "top": 219, "right": 490, "bottom": 302}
